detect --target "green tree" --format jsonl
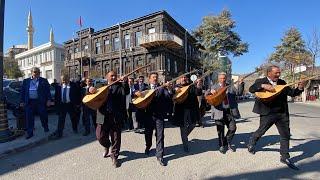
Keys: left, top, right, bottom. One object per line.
{"left": 269, "top": 27, "right": 312, "bottom": 82}
{"left": 193, "top": 9, "right": 249, "bottom": 71}
{"left": 3, "top": 59, "right": 23, "bottom": 78}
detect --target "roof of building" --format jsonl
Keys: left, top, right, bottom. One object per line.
{"left": 15, "top": 42, "right": 64, "bottom": 58}
{"left": 64, "top": 10, "right": 196, "bottom": 44}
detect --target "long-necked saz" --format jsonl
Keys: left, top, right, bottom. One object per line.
{"left": 173, "top": 70, "right": 212, "bottom": 104}
{"left": 206, "top": 70, "right": 258, "bottom": 106}
{"left": 255, "top": 74, "right": 320, "bottom": 102}
{"left": 132, "top": 70, "right": 197, "bottom": 109}
{"left": 82, "top": 64, "right": 151, "bottom": 110}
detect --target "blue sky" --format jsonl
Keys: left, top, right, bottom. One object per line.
{"left": 4, "top": 0, "right": 320, "bottom": 74}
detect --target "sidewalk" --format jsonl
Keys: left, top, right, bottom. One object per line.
{"left": 0, "top": 110, "right": 86, "bottom": 159}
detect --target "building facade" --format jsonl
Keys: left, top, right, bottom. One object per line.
{"left": 64, "top": 10, "right": 201, "bottom": 82}
{"left": 15, "top": 10, "right": 65, "bottom": 83}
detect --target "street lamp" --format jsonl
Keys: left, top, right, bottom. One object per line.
{"left": 0, "top": 0, "right": 14, "bottom": 143}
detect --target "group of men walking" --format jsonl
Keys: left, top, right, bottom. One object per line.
{"left": 20, "top": 64, "right": 305, "bottom": 170}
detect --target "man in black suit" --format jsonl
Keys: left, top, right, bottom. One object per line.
{"left": 134, "top": 75, "right": 148, "bottom": 131}
{"left": 82, "top": 78, "right": 97, "bottom": 136}
{"left": 173, "top": 73, "right": 202, "bottom": 152}
{"left": 247, "top": 65, "right": 304, "bottom": 170}
{"left": 126, "top": 77, "right": 138, "bottom": 131}
{"left": 49, "top": 75, "right": 81, "bottom": 139}
{"left": 93, "top": 71, "right": 129, "bottom": 168}
{"left": 135, "top": 72, "right": 173, "bottom": 166}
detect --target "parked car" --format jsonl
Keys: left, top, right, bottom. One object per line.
{"left": 4, "top": 80, "right": 56, "bottom": 112}
{"left": 3, "top": 80, "right": 22, "bottom": 109}
{"left": 2, "top": 79, "right": 15, "bottom": 91}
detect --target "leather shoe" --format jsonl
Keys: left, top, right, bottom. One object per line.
{"left": 48, "top": 132, "right": 62, "bottom": 140}
{"left": 280, "top": 158, "right": 299, "bottom": 170}
{"left": 247, "top": 144, "right": 255, "bottom": 154}
{"left": 112, "top": 158, "right": 120, "bottom": 168}
{"left": 144, "top": 148, "right": 150, "bottom": 155}
{"left": 228, "top": 143, "right": 235, "bottom": 152}
{"left": 157, "top": 157, "right": 167, "bottom": 166}
{"left": 219, "top": 146, "right": 227, "bottom": 154}
{"left": 25, "top": 134, "right": 34, "bottom": 139}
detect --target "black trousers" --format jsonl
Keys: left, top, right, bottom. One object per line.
{"left": 180, "top": 109, "right": 195, "bottom": 148}
{"left": 136, "top": 109, "right": 145, "bottom": 129}
{"left": 95, "top": 113, "right": 122, "bottom": 159}
{"left": 215, "top": 110, "right": 237, "bottom": 147}
{"left": 57, "top": 103, "right": 78, "bottom": 135}
{"left": 82, "top": 105, "right": 97, "bottom": 131}
{"left": 249, "top": 113, "right": 290, "bottom": 159}
{"left": 145, "top": 115, "right": 164, "bottom": 158}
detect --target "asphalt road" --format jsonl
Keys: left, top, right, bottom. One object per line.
{"left": 0, "top": 101, "right": 319, "bottom": 180}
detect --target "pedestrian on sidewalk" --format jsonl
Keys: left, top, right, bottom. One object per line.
{"left": 49, "top": 75, "right": 82, "bottom": 139}
{"left": 20, "top": 67, "right": 53, "bottom": 139}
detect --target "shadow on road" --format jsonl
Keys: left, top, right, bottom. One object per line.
{"left": 207, "top": 159, "right": 320, "bottom": 179}
{"left": 0, "top": 134, "right": 97, "bottom": 176}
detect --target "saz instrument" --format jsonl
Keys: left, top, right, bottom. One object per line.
{"left": 173, "top": 70, "right": 212, "bottom": 104}
{"left": 255, "top": 74, "right": 320, "bottom": 102}
{"left": 206, "top": 70, "right": 258, "bottom": 106}
{"left": 133, "top": 70, "right": 198, "bottom": 109}
{"left": 82, "top": 64, "right": 151, "bottom": 110}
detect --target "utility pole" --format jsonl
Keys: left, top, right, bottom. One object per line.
{"left": 185, "top": 29, "right": 188, "bottom": 72}
{"left": 0, "top": 0, "right": 14, "bottom": 143}
{"left": 118, "top": 23, "right": 122, "bottom": 76}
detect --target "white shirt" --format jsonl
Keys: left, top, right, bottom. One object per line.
{"left": 219, "top": 83, "right": 229, "bottom": 109}
{"left": 267, "top": 77, "right": 277, "bottom": 86}
{"left": 150, "top": 84, "right": 156, "bottom": 89}
{"left": 61, "top": 84, "right": 71, "bottom": 103}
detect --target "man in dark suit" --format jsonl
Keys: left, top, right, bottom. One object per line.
{"left": 49, "top": 75, "right": 82, "bottom": 139}
{"left": 208, "top": 72, "right": 244, "bottom": 154}
{"left": 20, "top": 67, "right": 53, "bottom": 139}
{"left": 173, "top": 73, "right": 202, "bottom": 152}
{"left": 93, "top": 71, "right": 129, "bottom": 168}
{"left": 82, "top": 78, "right": 97, "bottom": 136}
{"left": 126, "top": 77, "right": 138, "bottom": 131}
{"left": 247, "top": 65, "right": 304, "bottom": 170}
{"left": 134, "top": 75, "right": 148, "bottom": 132}
{"left": 135, "top": 72, "right": 173, "bottom": 166}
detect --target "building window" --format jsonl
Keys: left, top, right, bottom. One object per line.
{"left": 104, "top": 39, "right": 110, "bottom": 52}
{"left": 113, "top": 37, "right": 120, "bottom": 51}
{"left": 95, "top": 42, "right": 101, "bottom": 54}
{"left": 124, "top": 34, "right": 130, "bottom": 49}
{"left": 148, "top": 27, "right": 155, "bottom": 34}
{"left": 174, "top": 61, "right": 177, "bottom": 73}
{"left": 84, "top": 44, "right": 89, "bottom": 50}
{"left": 167, "top": 58, "right": 171, "bottom": 72}
{"left": 46, "top": 70, "right": 52, "bottom": 79}
{"left": 74, "top": 47, "right": 78, "bottom": 53}
{"left": 135, "top": 31, "right": 142, "bottom": 46}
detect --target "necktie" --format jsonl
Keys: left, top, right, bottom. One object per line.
{"left": 63, "top": 87, "right": 67, "bottom": 103}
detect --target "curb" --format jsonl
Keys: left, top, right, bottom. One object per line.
{"left": 0, "top": 136, "right": 49, "bottom": 159}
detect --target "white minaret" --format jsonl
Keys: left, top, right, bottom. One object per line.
{"left": 26, "top": 9, "right": 34, "bottom": 50}
{"left": 49, "top": 27, "right": 54, "bottom": 43}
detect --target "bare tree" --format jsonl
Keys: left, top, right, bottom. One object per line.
{"left": 307, "top": 28, "right": 320, "bottom": 75}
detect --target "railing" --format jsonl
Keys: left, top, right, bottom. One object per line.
{"left": 139, "top": 33, "right": 183, "bottom": 46}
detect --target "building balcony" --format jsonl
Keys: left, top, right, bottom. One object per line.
{"left": 139, "top": 33, "right": 183, "bottom": 49}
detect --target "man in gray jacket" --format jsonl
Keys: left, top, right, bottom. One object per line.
{"left": 208, "top": 72, "right": 244, "bottom": 154}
